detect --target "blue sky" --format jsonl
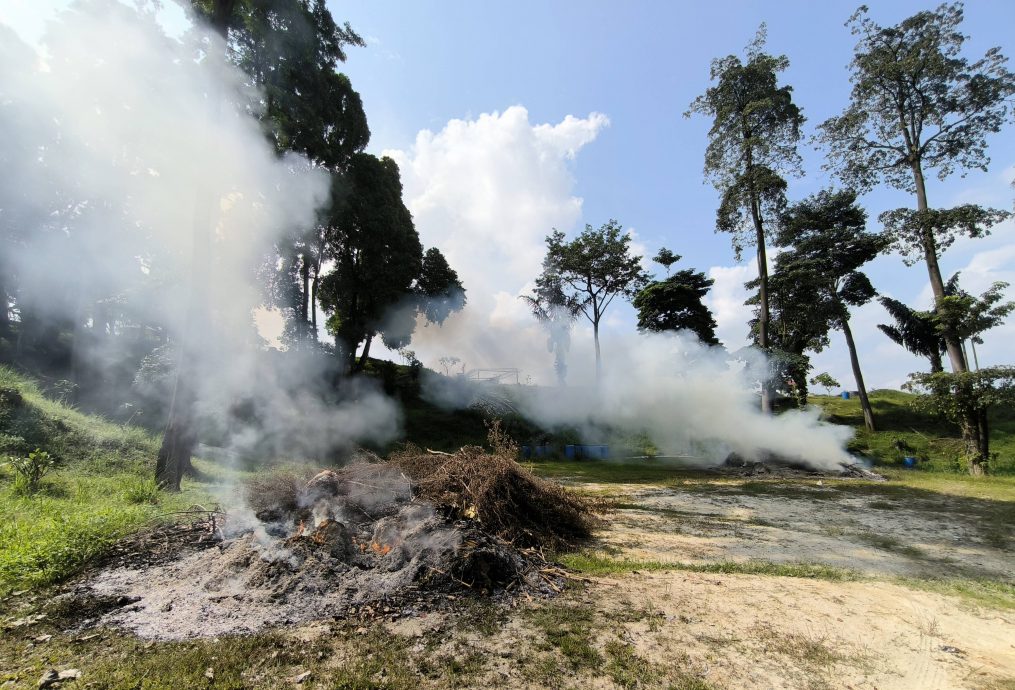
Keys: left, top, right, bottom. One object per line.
{"left": 329, "top": 0, "right": 1015, "bottom": 389}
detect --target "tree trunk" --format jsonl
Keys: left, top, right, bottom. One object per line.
{"left": 0, "top": 271, "right": 9, "bottom": 336}
{"left": 742, "top": 139, "right": 771, "bottom": 414}
{"left": 841, "top": 319, "right": 876, "bottom": 432}
{"left": 299, "top": 253, "right": 310, "bottom": 347}
{"left": 357, "top": 332, "right": 373, "bottom": 370}
{"left": 974, "top": 408, "right": 990, "bottom": 475}
{"left": 156, "top": 383, "right": 195, "bottom": 490}
{"left": 156, "top": 0, "right": 233, "bottom": 490}
{"left": 310, "top": 257, "right": 320, "bottom": 342}
{"left": 910, "top": 160, "right": 984, "bottom": 467}
{"left": 592, "top": 319, "right": 602, "bottom": 384}
{"left": 911, "top": 162, "right": 967, "bottom": 374}
{"left": 929, "top": 351, "right": 944, "bottom": 374}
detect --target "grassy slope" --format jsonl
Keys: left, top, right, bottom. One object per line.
{"left": 812, "top": 389, "right": 1015, "bottom": 475}
{"left": 0, "top": 367, "right": 218, "bottom": 591}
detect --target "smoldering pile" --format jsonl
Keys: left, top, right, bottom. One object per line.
{"left": 74, "top": 451, "right": 595, "bottom": 640}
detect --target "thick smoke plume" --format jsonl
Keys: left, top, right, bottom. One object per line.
{"left": 1, "top": 1, "right": 399, "bottom": 458}
{"left": 424, "top": 329, "right": 855, "bottom": 471}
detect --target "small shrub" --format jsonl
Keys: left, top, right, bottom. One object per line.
{"left": 7, "top": 448, "right": 55, "bottom": 494}
{"left": 121, "top": 476, "right": 160, "bottom": 505}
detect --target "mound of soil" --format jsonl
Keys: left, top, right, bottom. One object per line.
{"left": 70, "top": 455, "right": 588, "bottom": 640}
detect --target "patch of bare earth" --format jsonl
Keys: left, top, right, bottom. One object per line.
{"left": 592, "top": 480, "right": 1012, "bottom": 580}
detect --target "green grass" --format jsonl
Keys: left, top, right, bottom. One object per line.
{"left": 558, "top": 552, "right": 862, "bottom": 581}
{"left": 812, "top": 390, "right": 1015, "bottom": 475}
{"left": 0, "top": 366, "right": 221, "bottom": 591}
{"left": 524, "top": 602, "right": 604, "bottom": 671}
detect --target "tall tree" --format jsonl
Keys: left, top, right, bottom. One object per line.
{"left": 157, "top": 0, "right": 366, "bottom": 488}
{"left": 774, "top": 190, "right": 888, "bottom": 430}
{"left": 686, "top": 26, "right": 805, "bottom": 412}
{"left": 539, "top": 220, "right": 649, "bottom": 383}
{"left": 633, "top": 251, "right": 720, "bottom": 346}
{"left": 415, "top": 248, "right": 466, "bottom": 327}
{"left": 817, "top": 3, "right": 1015, "bottom": 375}
{"left": 194, "top": 0, "right": 369, "bottom": 349}
{"left": 318, "top": 154, "right": 422, "bottom": 372}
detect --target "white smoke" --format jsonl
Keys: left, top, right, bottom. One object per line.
{"left": 1, "top": 0, "right": 400, "bottom": 459}
{"left": 384, "top": 107, "right": 855, "bottom": 470}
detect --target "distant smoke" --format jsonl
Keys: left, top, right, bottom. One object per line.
{"left": 1, "top": 1, "right": 399, "bottom": 458}
{"left": 423, "top": 331, "right": 855, "bottom": 470}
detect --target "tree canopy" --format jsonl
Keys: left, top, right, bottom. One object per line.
{"left": 633, "top": 252, "right": 719, "bottom": 346}
{"left": 538, "top": 220, "right": 649, "bottom": 382}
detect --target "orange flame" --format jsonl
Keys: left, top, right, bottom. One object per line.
{"left": 370, "top": 541, "right": 392, "bottom": 556}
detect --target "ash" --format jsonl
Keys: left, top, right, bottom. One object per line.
{"left": 75, "top": 463, "right": 556, "bottom": 640}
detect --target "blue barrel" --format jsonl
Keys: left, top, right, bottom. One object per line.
{"left": 902, "top": 456, "right": 917, "bottom": 468}
{"left": 841, "top": 391, "right": 850, "bottom": 400}
{"left": 520, "top": 445, "right": 531, "bottom": 459}
{"left": 564, "top": 445, "right": 576, "bottom": 459}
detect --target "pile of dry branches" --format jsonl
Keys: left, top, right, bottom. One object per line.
{"left": 390, "top": 444, "right": 597, "bottom": 549}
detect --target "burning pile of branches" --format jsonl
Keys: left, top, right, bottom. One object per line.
{"left": 77, "top": 451, "right": 594, "bottom": 639}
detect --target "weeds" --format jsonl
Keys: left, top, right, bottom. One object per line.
{"left": 6, "top": 448, "right": 55, "bottom": 494}
{"left": 560, "top": 552, "right": 862, "bottom": 581}
{"left": 121, "top": 476, "right": 160, "bottom": 505}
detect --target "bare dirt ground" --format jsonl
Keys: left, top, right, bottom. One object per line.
{"left": 472, "top": 476, "right": 1015, "bottom": 690}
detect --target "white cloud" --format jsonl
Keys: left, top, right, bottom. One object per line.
{"left": 705, "top": 263, "right": 755, "bottom": 351}
{"left": 378, "top": 106, "right": 609, "bottom": 380}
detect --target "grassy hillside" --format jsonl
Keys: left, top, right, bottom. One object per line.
{"left": 0, "top": 367, "right": 217, "bottom": 591}
{"left": 811, "top": 389, "right": 1015, "bottom": 475}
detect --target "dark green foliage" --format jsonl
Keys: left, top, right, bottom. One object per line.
{"left": 416, "top": 247, "right": 466, "bottom": 326}
{"left": 818, "top": 3, "right": 1015, "bottom": 193}
{"left": 633, "top": 255, "right": 719, "bottom": 346}
{"left": 652, "top": 247, "right": 680, "bottom": 273}
{"left": 319, "top": 154, "right": 423, "bottom": 366}
{"left": 686, "top": 27, "right": 804, "bottom": 257}
{"left": 810, "top": 372, "right": 840, "bottom": 395}
{"left": 879, "top": 206, "right": 1011, "bottom": 267}
{"left": 935, "top": 276, "right": 1014, "bottom": 348}
{"left": 879, "top": 274, "right": 1012, "bottom": 375}
{"left": 906, "top": 367, "right": 1015, "bottom": 472}
{"left": 752, "top": 189, "right": 886, "bottom": 414}
{"left": 878, "top": 297, "right": 946, "bottom": 373}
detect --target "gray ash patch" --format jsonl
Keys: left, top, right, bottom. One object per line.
{"left": 70, "top": 463, "right": 559, "bottom": 640}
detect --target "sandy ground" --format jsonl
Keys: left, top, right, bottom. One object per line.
{"left": 445, "top": 478, "right": 1015, "bottom": 689}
